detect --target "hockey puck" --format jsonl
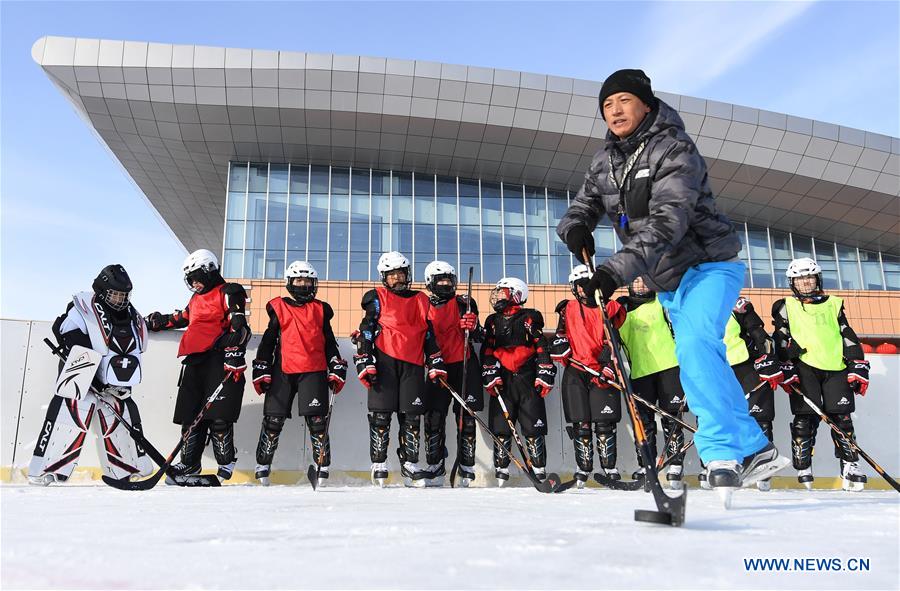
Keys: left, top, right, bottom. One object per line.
{"left": 634, "top": 509, "right": 673, "bottom": 525}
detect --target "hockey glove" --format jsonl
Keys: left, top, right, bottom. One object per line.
{"left": 753, "top": 353, "right": 784, "bottom": 389}
{"left": 327, "top": 356, "right": 348, "bottom": 394}
{"left": 564, "top": 225, "right": 595, "bottom": 259}
{"left": 591, "top": 363, "right": 617, "bottom": 389}
{"left": 847, "top": 359, "right": 870, "bottom": 396}
{"left": 427, "top": 352, "right": 448, "bottom": 384}
{"left": 784, "top": 338, "right": 807, "bottom": 361}
{"left": 779, "top": 362, "right": 800, "bottom": 393}
{"left": 534, "top": 363, "right": 556, "bottom": 398}
{"left": 459, "top": 312, "right": 477, "bottom": 332}
{"left": 146, "top": 311, "right": 167, "bottom": 331}
{"left": 482, "top": 359, "right": 503, "bottom": 396}
{"left": 252, "top": 359, "right": 272, "bottom": 395}
{"left": 584, "top": 267, "right": 618, "bottom": 304}
{"left": 605, "top": 299, "right": 626, "bottom": 329}
{"left": 354, "top": 353, "right": 377, "bottom": 389}
{"left": 549, "top": 335, "right": 572, "bottom": 364}
{"left": 223, "top": 347, "right": 247, "bottom": 382}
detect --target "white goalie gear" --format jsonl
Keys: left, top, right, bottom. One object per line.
{"left": 54, "top": 345, "right": 102, "bottom": 400}
{"left": 28, "top": 392, "right": 153, "bottom": 485}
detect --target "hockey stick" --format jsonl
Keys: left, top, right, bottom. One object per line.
{"left": 43, "top": 338, "right": 219, "bottom": 487}
{"left": 450, "top": 266, "right": 475, "bottom": 488}
{"left": 102, "top": 375, "right": 231, "bottom": 491}
{"left": 438, "top": 378, "right": 560, "bottom": 493}
{"left": 495, "top": 392, "right": 550, "bottom": 485}
{"left": 582, "top": 250, "right": 686, "bottom": 526}
{"left": 307, "top": 390, "right": 336, "bottom": 491}
{"left": 787, "top": 385, "right": 899, "bottom": 493}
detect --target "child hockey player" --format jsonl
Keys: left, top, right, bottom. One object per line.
{"left": 482, "top": 277, "right": 556, "bottom": 486}
{"left": 251, "top": 261, "right": 347, "bottom": 486}
{"left": 355, "top": 251, "right": 447, "bottom": 487}
{"left": 773, "top": 257, "right": 869, "bottom": 491}
{"left": 721, "top": 296, "right": 780, "bottom": 491}
{"left": 616, "top": 277, "right": 687, "bottom": 490}
{"left": 146, "top": 249, "right": 251, "bottom": 483}
{"left": 28, "top": 265, "right": 153, "bottom": 485}
{"left": 422, "top": 261, "right": 483, "bottom": 487}
{"left": 551, "top": 264, "right": 625, "bottom": 488}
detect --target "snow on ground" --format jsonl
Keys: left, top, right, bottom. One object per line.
{"left": 1, "top": 483, "right": 897, "bottom": 590}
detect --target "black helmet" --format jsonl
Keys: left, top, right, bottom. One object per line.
{"left": 92, "top": 264, "right": 132, "bottom": 311}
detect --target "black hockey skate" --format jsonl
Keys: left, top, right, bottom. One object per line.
{"left": 841, "top": 460, "right": 866, "bottom": 492}
{"left": 371, "top": 462, "right": 388, "bottom": 487}
{"left": 707, "top": 460, "right": 741, "bottom": 509}
{"left": 424, "top": 460, "right": 446, "bottom": 488}
{"left": 165, "top": 462, "right": 200, "bottom": 485}
{"left": 256, "top": 464, "right": 271, "bottom": 486}
{"left": 594, "top": 469, "right": 644, "bottom": 491}
{"left": 457, "top": 465, "right": 476, "bottom": 488}
{"left": 740, "top": 443, "right": 790, "bottom": 488}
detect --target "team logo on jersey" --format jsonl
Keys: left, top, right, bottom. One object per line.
{"left": 601, "top": 405, "right": 614, "bottom": 414}
{"left": 309, "top": 399, "right": 321, "bottom": 407}
{"left": 466, "top": 395, "right": 476, "bottom": 403}
{"left": 837, "top": 397, "right": 850, "bottom": 405}
{"left": 749, "top": 404, "right": 762, "bottom": 413}
{"left": 412, "top": 397, "right": 423, "bottom": 406}
{"left": 534, "top": 419, "right": 544, "bottom": 428}
{"left": 671, "top": 396, "right": 682, "bottom": 404}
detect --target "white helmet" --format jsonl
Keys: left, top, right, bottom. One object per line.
{"left": 786, "top": 257, "right": 823, "bottom": 299}
{"left": 490, "top": 277, "right": 528, "bottom": 312}
{"left": 285, "top": 260, "right": 318, "bottom": 302}
{"left": 377, "top": 251, "right": 411, "bottom": 290}
{"left": 424, "top": 260, "right": 457, "bottom": 298}
{"left": 182, "top": 249, "right": 220, "bottom": 292}
{"left": 786, "top": 257, "right": 821, "bottom": 278}
{"left": 568, "top": 265, "right": 593, "bottom": 305}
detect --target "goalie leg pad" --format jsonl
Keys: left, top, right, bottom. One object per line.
{"left": 28, "top": 394, "right": 96, "bottom": 483}
{"left": 96, "top": 395, "right": 153, "bottom": 480}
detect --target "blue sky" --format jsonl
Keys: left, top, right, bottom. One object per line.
{"left": 2, "top": 1, "right": 898, "bottom": 320}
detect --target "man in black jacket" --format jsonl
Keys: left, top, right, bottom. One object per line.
{"left": 557, "top": 69, "right": 788, "bottom": 495}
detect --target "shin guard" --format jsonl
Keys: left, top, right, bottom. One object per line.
{"left": 525, "top": 435, "right": 547, "bottom": 469}
{"left": 572, "top": 422, "right": 594, "bottom": 473}
{"left": 493, "top": 435, "right": 512, "bottom": 469}
{"left": 424, "top": 410, "right": 447, "bottom": 466}
{"left": 368, "top": 412, "right": 391, "bottom": 463}
{"left": 790, "top": 415, "right": 819, "bottom": 470}
{"left": 307, "top": 415, "right": 330, "bottom": 467}
{"left": 594, "top": 422, "right": 618, "bottom": 470}
{"left": 829, "top": 414, "right": 859, "bottom": 463}
{"left": 256, "top": 415, "right": 285, "bottom": 465}
{"left": 661, "top": 417, "right": 685, "bottom": 465}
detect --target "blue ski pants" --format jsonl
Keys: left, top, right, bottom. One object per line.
{"left": 657, "top": 261, "right": 769, "bottom": 463}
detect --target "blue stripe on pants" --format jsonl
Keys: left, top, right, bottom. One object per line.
{"left": 657, "top": 261, "right": 768, "bottom": 463}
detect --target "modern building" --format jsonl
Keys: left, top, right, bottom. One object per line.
{"left": 32, "top": 36, "right": 900, "bottom": 339}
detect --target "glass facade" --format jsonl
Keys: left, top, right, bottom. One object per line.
{"left": 224, "top": 161, "right": 898, "bottom": 291}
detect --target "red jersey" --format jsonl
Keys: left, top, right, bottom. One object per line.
{"left": 374, "top": 287, "right": 430, "bottom": 366}
{"left": 178, "top": 284, "right": 229, "bottom": 357}
{"left": 268, "top": 297, "right": 327, "bottom": 373}
{"left": 428, "top": 298, "right": 467, "bottom": 364}
{"left": 564, "top": 299, "right": 606, "bottom": 371}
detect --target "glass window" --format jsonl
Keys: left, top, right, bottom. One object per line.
{"left": 502, "top": 183, "right": 524, "bottom": 228}
{"left": 859, "top": 250, "right": 884, "bottom": 290}
{"left": 594, "top": 227, "right": 616, "bottom": 259}
{"left": 459, "top": 253, "right": 481, "bottom": 284}
{"left": 371, "top": 223, "right": 390, "bottom": 257}
{"left": 770, "top": 229, "right": 792, "bottom": 289}
{"left": 287, "top": 250, "right": 305, "bottom": 267}
{"left": 814, "top": 239, "right": 839, "bottom": 290}
{"left": 525, "top": 186, "right": 546, "bottom": 226}
{"left": 268, "top": 164, "right": 288, "bottom": 193}
{"left": 267, "top": 192, "right": 287, "bottom": 222}
{"left": 328, "top": 223, "right": 349, "bottom": 280}
{"left": 883, "top": 254, "right": 900, "bottom": 291}
{"left": 792, "top": 234, "right": 813, "bottom": 259}
{"left": 331, "top": 167, "right": 350, "bottom": 195}
{"left": 310, "top": 165, "right": 330, "bottom": 194}
{"left": 248, "top": 163, "right": 268, "bottom": 192}
{"left": 229, "top": 162, "right": 248, "bottom": 192}
{"left": 747, "top": 225, "right": 773, "bottom": 288}
{"left": 246, "top": 192, "right": 267, "bottom": 221}
{"left": 308, "top": 222, "right": 328, "bottom": 254}
{"left": 436, "top": 176, "right": 457, "bottom": 225}
{"left": 287, "top": 221, "right": 306, "bottom": 253}
{"left": 309, "top": 193, "right": 329, "bottom": 223}
{"left": 289, "top": 164, "right": 308, "bottom": 195}
{"left": 264, "top": 256, "right": 285, "bottom": 279}
{"left": 393, "top": 223, "right": 413, "bottom": 261}
{"left": 551, "top": 254, "right": 572, "bottom": 285}
{"left": 459, "top": 225, "right": 480, "bottom": 254}
{"left": 288, "top": 189, "right": 307, "bottom": 225}
{"left": 481, "top": 182, "right": 502, "bottom": 227}
{"left": 413, "top": 173, "right": 434, "bottom": 199}
{"left": 735, "top": 222, "right": 752, "bottom": 287}
{"left": 225, "top": 221, "right": 244, "bottom": 250}
{"left": 243, "top": 249, "right": 264, "bottom": 279}
{"left": 351, "top": 169, "right": 370, "bottom": 195}
{"left": 483, "top": 254, "right": 503, "bottom": 283}
{"left": 223, "top": 249, "right": 242, "bottom": 278}
{"left": 265, "top": 217, "right": 285, "bottom": 255}
{"left": 437, "top": 224, "right": 458, "bottom": 269}
{"left": 372, "top": 170, "right": 391, "bottom": 196}
{"left": 458, "top": 179, "right": 480, "bottom": 225}
{"left": 226, "top": 191, "right": 247, "bottom": 221}
{"left": 245, "top": 221, "right": 266, "bottom": 250}
{"left": 837, "top": 245, "right": 862, "bottom": 290}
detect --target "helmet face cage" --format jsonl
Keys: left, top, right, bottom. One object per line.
{"left": 102, "top": 289, "right": 131, "bottom": 311}
{"left": 490, "top": 279, "right": 526, "bottom": 312}
{"left": 628, "top": 276, "right": 654, "bottom": 300}
{"left": 184, "top": 267, "right": 216, "bottom": 292}
{"left": 428, "top": 273, "right": 457, "bottom": 299}
{"left": 571, "top": 280, "right": 596, "bottom": 307}
{"left": 183, "top": 250, "right": 219, "bottom": 293}
{"left": 790, "top": 274, "right": 823, "bottom": 299}
{"left": 381, "top": 267, "right": 410, "bottom": 292}
{"left": 286, "top": 276, "right": 318, "bottom": 302}
{"left": 93, "top": 265, "right": 132, "bottom": 311}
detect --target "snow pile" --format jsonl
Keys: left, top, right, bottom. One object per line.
{"left": 1, "top": 485, "right": 897, "bottom": 590}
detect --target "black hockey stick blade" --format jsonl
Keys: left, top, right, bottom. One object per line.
{"left": 551, "top": 477, "right": 580, "bottom": 493}
{"left": 641, "top": 484, "right": 687, "bottom": 527}
{"left": 593, "top": 471, "right": 644, "bottom": 491}
{"left": 307, "top": 464, "right": 320, "bottom": 491}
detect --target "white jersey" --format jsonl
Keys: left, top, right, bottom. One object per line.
{"left": 58, "top": 292, "right": 148, "bottom": 388}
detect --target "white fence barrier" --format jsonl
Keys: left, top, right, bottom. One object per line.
{"left": 2, "top": 319, "right": 898, "bottom": 486}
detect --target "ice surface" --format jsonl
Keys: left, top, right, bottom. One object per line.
{"left": 2, "top": 484, "right": 897, "bottom": 590}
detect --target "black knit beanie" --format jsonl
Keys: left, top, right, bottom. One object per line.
{"left": 598, "top": 69, "right": 656, "bottom": 119}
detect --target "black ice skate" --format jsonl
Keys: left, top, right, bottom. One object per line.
{"left": 666, "top": 465, "right": 684, "bottom": 491}
{"left": 371, "top": 462, "right": 388, "bottom": 487}
{"left": 797, "top": 468, "right": 814, "bottom": 490}
{"left": 255, "top": 464, "right": 271, "bottom": 486}
{"left": 574, "top": 470, "right": 590, "bottom": 489}
{"left": 740, "top": 443, "right": 790, "bottom": 488}
{"left": 495, "top": 467, "right": 510, "bottom": 487}
{"left": 424, "top": 460, "right": 446, "bottom": 488}
{"left": 217, "top": 461, "right": 236, "bottom": 482}
{"left": 706, "top": 460, "right": 741, "bottom": 509}
{"left": 401, "top": 461, "right": 427, "bottom": 488}
{"left": 457, "top": 465, "right": 476, "bottom": 487}
{"left": 165, "top": 461, "right": 200, "bottom": 485}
